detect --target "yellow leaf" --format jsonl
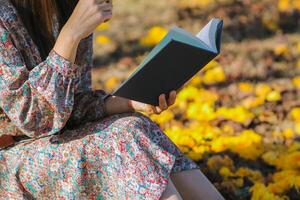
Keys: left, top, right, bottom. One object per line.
{"left": 266, "top": 91, "right": 282, "bottom": 102}
{"left": 140, "top": 26, "right": 168, "bottom": 47}
{"left": 96, "top": 35, "right": 112, "bottom": 45}
{"left": 105, "top": 76, "right": 120, "bottom": 90}
{"left": 292, "top": 76, "right": 300, "bottom": 88}
{"left": 96, "top": 22, "right": 110, "bottom": 31}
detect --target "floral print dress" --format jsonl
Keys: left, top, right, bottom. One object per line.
{"left": 0, "top": 1, "right": 200, "bottom": 199}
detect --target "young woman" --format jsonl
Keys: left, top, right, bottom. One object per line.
{"left": 0, "top": 0, "right": 225, "bottom": 199}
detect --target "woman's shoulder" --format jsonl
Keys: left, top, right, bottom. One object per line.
{"left": 0, "top": 0, "right": 18, "bottom": 26}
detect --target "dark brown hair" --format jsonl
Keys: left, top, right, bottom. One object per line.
{"left": 10, "top": 0, "right": 78, "bottom": 60}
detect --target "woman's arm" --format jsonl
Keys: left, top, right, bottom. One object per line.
{"left": 0, "top": 0, "right": 113, "bottom": 138}
{"left": 0, "top": 25, "right": 81, "bottom": 138}
{"left": 104, "top": 91, "right": 177, "bottom": 116}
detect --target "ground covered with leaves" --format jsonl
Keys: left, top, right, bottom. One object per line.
{"left": 92, "top": 0, "right": 300, "bottom": 199}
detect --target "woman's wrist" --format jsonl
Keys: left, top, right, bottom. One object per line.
{"left": 53, "top": 27, "right": 81, "bottom": 64}
{"left": 61, "top": 25, "right": 82, "bottom": 43}
{"left": 104, "top": 95, "right": 135, "bottom": 116}
{"left": 126, "top": 99, "right": 135, "bottom": 112}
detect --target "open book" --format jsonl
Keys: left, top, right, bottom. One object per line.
{"left": 112, "top": 18, "right": 224, "bottom": 106}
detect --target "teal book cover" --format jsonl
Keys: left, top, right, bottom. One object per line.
{"left": 112, "top": 18, "right": 224, "bottom": 106}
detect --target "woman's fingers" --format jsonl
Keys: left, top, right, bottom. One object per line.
{"left": 167, "top": 90, "right": 176, "bottom": 106}
{"left": 96, "top": 0, "right": 111, "bottom": 4}
{"left": 154, "top": 106, "right": 163, "bottom": 114}
{"left": 102, "top": 12, "right": 113, "bottom": 22}
{"left": 159, "top": 94, "right": 168, "bottom": 111}
{"left": 152, "top": 92, "right": 177, "bottom": 114}
{"left": 97, "top": 2, "right": 113, "bottom": 21}
{"left": 97, "top": 3, "right": 113, "bottom": 10}
{"left": 133, "top": 92, "right": 177, "bottom": 115}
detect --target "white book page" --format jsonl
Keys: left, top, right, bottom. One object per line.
{"left": 196, "top": 18, "right": 221, "bottom": 53}
{"left": 171, "top": 26, "right": 211, "bottom": 50}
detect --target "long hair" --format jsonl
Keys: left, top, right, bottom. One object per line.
{"left": 10, "top": 0, "right": 78, "bottom": 60}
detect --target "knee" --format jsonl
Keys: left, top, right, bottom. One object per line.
{"left": 115, "top": 112, "right": 153, "bottom": 129}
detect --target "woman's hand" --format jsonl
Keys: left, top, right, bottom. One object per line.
{"left": 129, "top": 90, "right": 177, "bottom": 114}
{"left": 63, "top": 0, "right": 113, "bottom": 41}
{"left": 53, "top": 0, "right": 113, "bottom": 64}
{"left": 104, "top": 90, "right": 177, "bottom": 116}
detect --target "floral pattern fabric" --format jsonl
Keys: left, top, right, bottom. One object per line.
{"left": 0, "top": 0, "right": 200, "bottom": 199}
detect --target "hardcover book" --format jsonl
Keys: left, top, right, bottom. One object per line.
{"left": 112, "top": 18, "right": 224, "bottom": 106}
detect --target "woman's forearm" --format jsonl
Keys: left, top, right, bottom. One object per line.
{"left": 104, "top": 95, "right": 134, "bottom": 116}
{"left": 52, "top": 27, "right": 81, "bottom": 64}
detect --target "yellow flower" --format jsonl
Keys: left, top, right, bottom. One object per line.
{"left": 294, "top": 176, "right": 300, "bottom": 189}
{"left": 219, "top": 166, "right": 234, "bottom": 177}
{"left": 297, "top": 59, "right": 300, "bottom": 68}
{"left": 276, "top": 152, "right": 300, "bottom": 170}
{"left": 221, "top": 124, "right": 235, "bottom": 136}
{"left": 96, "top": 35, "right": 112, "bottom": 45}
{"left": 234, "top": 178, "right": 244, "bottom": 188}
{"left": 262, "top": 18, "right": 279, "bottom": 32}
{"left": 267, "top": 181, "right": 290, "bottom": 195}
{"left": 272, "top": 170, "right": 298, "bottom": 182}
{"left": 274, "top": 44, "right": 289, "bottom": 56}
{"left": 96, "top": 22, "right": 110, "bottom": 31}
{"left": 241, "top": 96, "right": 265, "bottom": 109}
{"left": 150, "top": 110, "right": 174, "bottom": 125}
{"left": 290, "top": 107, "right": 300, "bottom": 122}
{"left": 239, "top": 82, "right": 254, "bottom": 93}
{"left": 283, "top": 128, "right": 294, "bottom": 140}
{"left": 262, "top": 151, "right": 280, "bottom": 166}
{"left": 235, "top": 167, "right": 264, "bottom": 182}
{"left": 287, "top": 142, "right": 300, "bottom": 152}
{"left": 188, "top": 122, "right": 221, "bottom": 143}
{"left": 105, "top": 76, "right": 120, "bottom": 91}
{"left": 266, "top": 91, "right": 282, "bottom": 102}
{"left": 203, "top": 66, "right": 226, "bottom": 85}
{"left": 292, "top": 76, "right": 300, "bottom": 88}
{"left": 202, "top": 60, "right": 220, "bottom": 71}
{"left": 187, "top": 102, "right": 216, "bottom": 122}
{"left": 295, "top": 122, "right": 300, "bottom": 135}
{"left": 178, "top": 135, "right": 196, "bottom": 148}
{"left": 189, "top": 75, "right": 202, "bottom": 86}
{"left": 255, "top": 83, "right": 272, "bottom": 98}
{"left": 179, "top": 0, "right": 215, "bottom": 8}
{"left": 207, "top": 155, "right": 234, "bottom": 171}
{"left": 211, "top": 130, "right": 263, "bottom": 159}
{"left": 296, "top": 42, "right": 300, "bottom": 53}
{"left": 164, "top": 125, "right": 184, "bottom": 144}
{"left": 140, "top": 26, "right": 168, "bottom": 47}
{"left": 250, "top": 183, "right": 285, "bottom": 200}
{"left": 278, "top": 0, "right": 291, "bottom": 12}
{"left": 192, "top": 145, "right": 209, "bottom": 154}
{"left": 187, "top": 151, "right": 203, "bottom": 161}
{"left": 268, "top": 170, "right": 298, "bottom": 194}
{"left": 216, "top": 106, "right": 254, "bottom": 124}
{"left": 293, "top": 0, "right": 300, "bottom": 10}
{"left": 177, "top": 86, "right": 201, "bottom": 102}
{"left": 211, "top": 137, "right": 227, "bottom": 153}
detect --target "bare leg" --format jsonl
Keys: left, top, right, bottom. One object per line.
{"left": 160, "top": 178, "right": 183, "bottom": 200}
{"left": 170, "top": 169, "right": 225, "bottom": 200}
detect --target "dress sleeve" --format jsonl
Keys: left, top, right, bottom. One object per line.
{"left": 64, "top": 89, "right": 110, "bottom": 129}
{"left": 64, "top": 34, "right": 111, "bottom": 130}
{"left": 0, "top": 24, "right": 82, "bottom": 138}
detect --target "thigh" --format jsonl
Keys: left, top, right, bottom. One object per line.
{"left": 0, "top": 111, "right": 178, "bottom": 199}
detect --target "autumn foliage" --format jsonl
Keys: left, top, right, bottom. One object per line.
{"left": 93, "top": 0, "right": 300, "bottom": 199}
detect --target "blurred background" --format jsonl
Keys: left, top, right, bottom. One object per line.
{"left": 92, "top": 0, "right": 300, "bottom": 199}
